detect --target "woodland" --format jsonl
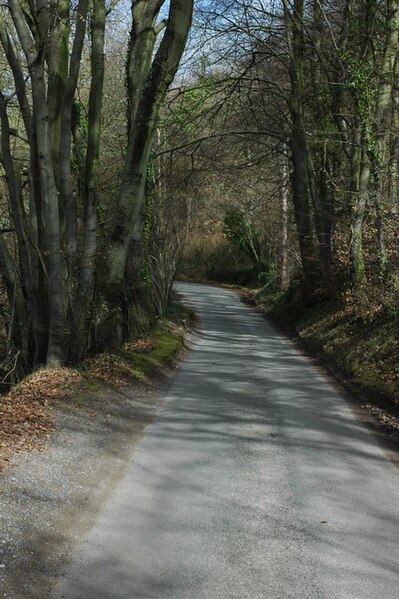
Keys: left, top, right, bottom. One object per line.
{"left": 0, "top": 0, "right": 398, "bottom": 397}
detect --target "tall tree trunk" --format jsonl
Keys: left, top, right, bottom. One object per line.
{"left": 71, "top": 0, "right": 105, "bottom": 362}
{"left": 47, "top": 0, "right": 69, "bottom": 190}
{"left": 0, "top": 92, "right": 39, "bottom": 366}
{"left": 9, "top": 0, "right": 70, "bottom": 365}
{"left": 284, "top": 0, "right": 319, "bottom": 290}
{"left": 280, "top": 149, "right": 290, "bottom": 291}
{"left": 0, "top": 18, "right": 47, "bottom": 366}
{"left": 370, "top": 0, "right": 399, "bottom": 272}
{"left": 31, "top": 60, "right": 69, "bottom": 366}
{"left": 59, "top": 0, "right": 89, "bottom": 275}
{"left": 350, "top": 146, "right": 370, "bottom": 286}
{"left": 101, "top": 0, "right": 194, "bottom": 345}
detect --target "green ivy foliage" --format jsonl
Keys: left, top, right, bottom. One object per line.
{"left": 340, "top": 50, "right": 381, "bottom": 165}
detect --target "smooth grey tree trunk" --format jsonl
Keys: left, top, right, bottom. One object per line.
{"left": 101, "top": 0, "right": 194, "bottom": 345}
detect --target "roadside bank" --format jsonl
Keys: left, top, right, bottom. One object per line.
{"left": 242, "top": 287, "right": 399, "bottom": 444}
{"left": 0, "top": 300, "right": 193, "bottom": 598}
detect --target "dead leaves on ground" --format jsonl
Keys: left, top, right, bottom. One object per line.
{"left": 83, "top": 353, "right": 134, "bottom": 388}
{"left": 124, "top": 338, "right": 155, "bottom": 353}
{"left": 0, "top": 337, "right": 158, "bottom": 471}
{"left": 0, "top": 320, "right": 187, "bottom": 472}
{"left": 0, "top": 368, "right": 83, "bottom": 471}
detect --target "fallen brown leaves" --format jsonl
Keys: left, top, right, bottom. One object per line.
{"left": 0, "top": 368, "right": 84, "bottom": 471}
{"left": 0, "top": 351, "right": 144, "bottom": 471}
{"left": 0, "top": 318, "right": 187, "bottom": 472}
{"left": 124, "top": 338, "right": 155, "bottom": 353}
{"left": 365, "top": 404, "right": 399, "bottom": 436}
{"left": 83, "top": 353, "right": 134, "bottom": 388}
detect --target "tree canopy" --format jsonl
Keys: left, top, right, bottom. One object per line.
{"left": 0, "top": 0, "right": 398, "bottom": 382}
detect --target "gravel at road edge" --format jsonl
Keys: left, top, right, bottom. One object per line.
{"left": 0, "top": 374, "right": 174, "bottom": 599}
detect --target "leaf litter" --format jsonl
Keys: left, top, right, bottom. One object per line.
{"left": 0, "top": 368, "right": 84, "bottom": 470}
{"left": 0, "top": 321, "right": 187, "bottom": 471}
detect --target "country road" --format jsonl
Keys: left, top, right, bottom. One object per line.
{"left": 53, "top": 283, "right": 399, "bottom": 599}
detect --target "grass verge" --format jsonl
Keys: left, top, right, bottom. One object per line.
{"left": 0, "top": 300, "right": 193, "bottom": 471}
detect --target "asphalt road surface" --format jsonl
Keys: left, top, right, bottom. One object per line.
{"left": 53, "top": 283, "right": 399, "bottom": 599}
